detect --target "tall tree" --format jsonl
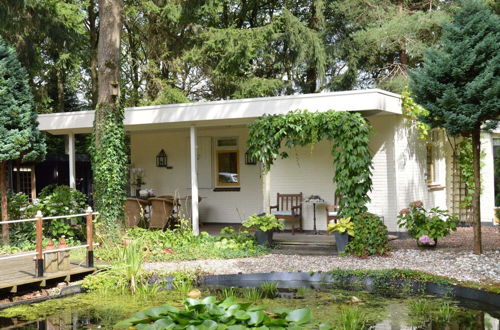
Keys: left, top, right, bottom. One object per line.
{"left": 0, "top": 0, "right": 87, "bottom": 113}
{"left": 329, "top": 0, "right": 453, "bottom": 92}
{"left": 410, "top": 0, "right": 500, "bottom": 254}
{"left": 92, "top": 0, "right": 127, "bottom": 234}
{"left": 0, "top": 37, "right": 46, "bottom": 245}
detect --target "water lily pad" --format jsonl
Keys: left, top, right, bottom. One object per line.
{"left": 285, "top": 308, "right": 311, "bottom": 324}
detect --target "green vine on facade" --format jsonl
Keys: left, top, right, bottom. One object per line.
{"left": 401, "top": 87, "right": 430, "bottom": 141}
{"left": 91, "top": 102, "right": 128, "bottom": 236}
{"left": 247, "top": 110, "right": 373, "bottom": 218}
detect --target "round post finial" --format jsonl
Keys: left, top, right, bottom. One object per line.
{"left": 86, "top": 206, "right": 93, "bottom": 213}
{"left": 36, "top": 210, "right": 43, "bottom": 218}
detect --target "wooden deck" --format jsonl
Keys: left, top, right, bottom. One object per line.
{"left": 0, "top": 255, "right": 95, "bottom": 293}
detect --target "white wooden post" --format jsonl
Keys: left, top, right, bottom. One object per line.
{"left": 262, "top": 170, "right": 271, "bottom": 214}
{"left": 190, "top": 126, "right": 199, "bottom": 235}
{"left": 67, "top": 133, "right": 76, "bottom": 189}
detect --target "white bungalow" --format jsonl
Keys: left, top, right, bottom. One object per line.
{"left": 36, "top": 89, "right": 497, "bottom": 233}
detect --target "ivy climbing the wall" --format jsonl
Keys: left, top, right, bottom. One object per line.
{"left": 247, "top": 110, "right": 373, "bottom": 218}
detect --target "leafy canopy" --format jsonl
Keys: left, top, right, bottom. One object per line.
{"left": 247, "top": 111, "right": 373, "bottom": 218}
{"left": 410, "top": 0, "right": 500, "bottom": 136}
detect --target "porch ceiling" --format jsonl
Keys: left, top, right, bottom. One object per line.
{"left": 38, "top": 89, "right": 401, "bottom": 135}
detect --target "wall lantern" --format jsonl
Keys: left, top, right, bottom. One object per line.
{"left": 156, "top": 149, "right": 173, "bottom": 169}
{"left": 245, "top": 152, "right": 257, "bottom": 165}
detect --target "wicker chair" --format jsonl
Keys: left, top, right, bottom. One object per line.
{"left": 148, "top": 197, "right": 175, "bottom": 230}
{"left": 125, "top": 198, "right": 149, "bottom": 228}
{"left": 270, "top": 192, "right": 303, "bottom": 234}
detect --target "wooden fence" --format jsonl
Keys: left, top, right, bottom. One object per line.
{"left": 0, "top": 207, "right": 98, "bottom": 278}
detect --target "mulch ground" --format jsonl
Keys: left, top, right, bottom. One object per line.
{"left": 389, "top": 226, "right": 500, "bottom": 251}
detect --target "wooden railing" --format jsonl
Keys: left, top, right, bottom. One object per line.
{"left": 0, "top": 207, "right": 99, "bottom": 278}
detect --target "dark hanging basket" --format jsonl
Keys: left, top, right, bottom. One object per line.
{"left": 334, "top": 232, "right": 351, "bottom": 253}
{"left": 255, "top": 230, "right": 274, "bottom": 247}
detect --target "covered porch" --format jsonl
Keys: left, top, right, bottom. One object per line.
{"left": 37, "top": 89, "right": 402, "bottom": 233}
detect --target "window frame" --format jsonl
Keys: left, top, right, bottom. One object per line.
{"left": 214, "top": 137, "right": 240, "bottom": 187}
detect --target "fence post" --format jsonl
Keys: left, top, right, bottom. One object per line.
{"left": 35, "top": 211, "right": 44, "bottom": 278}
{"left": 86, "top": 207, "right": 94, "bottom": 268}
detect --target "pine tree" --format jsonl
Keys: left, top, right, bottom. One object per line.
{"left": 410, "top": 0, "right": 500, "bottom": 254}
{"left": 0, "top": 37, "right": 46, "bottom": 245}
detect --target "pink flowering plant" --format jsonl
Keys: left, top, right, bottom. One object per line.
{"left": 397, "top": 201, "right": 458, "bottom": 245}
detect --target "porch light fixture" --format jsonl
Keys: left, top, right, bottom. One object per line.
{"left": 245, "top": 152, "right": 257, "bottom": 165}
{"left": 156, "top": 149, "right": 173, "bottom": 169}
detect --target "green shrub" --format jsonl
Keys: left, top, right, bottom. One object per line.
{"left": 96, "top": 224, "right": 268, "bottom": 263}
{"left": 36, "top": 185, "right": 88, "bottom": 240}
{"left": 345, "top": 213, "right": 389, "bottom": 256}
{"left": 242, "top": 213, "right": 285, "bottom": 232}
{"left": 397, "top": 201, "right": 458, "bottom": 243}
{"left": 1, "top": 192, "right": 36, "bottom": 246}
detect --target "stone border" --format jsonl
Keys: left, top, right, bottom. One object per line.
{"left": 198, "top": 272, "right": 500, "bottom": 310}
{"left": 0, "top": 285, "right": 82, "bottom": 311}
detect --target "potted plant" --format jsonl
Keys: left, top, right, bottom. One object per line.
{"left": 242, "top": 214, "right": 285, "bottom": 246}
{"left": 327, "top": 217, "right": 355, "bottom": 253}
{"left": 397, "top": 201, "right": 458, "bottom": 247}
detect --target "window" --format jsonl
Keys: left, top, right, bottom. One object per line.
{"left": 12, "top": 166, "right": 35, "bottom": 200}
{"left": 215, "top": 137, "right": 240, "bottom": 187}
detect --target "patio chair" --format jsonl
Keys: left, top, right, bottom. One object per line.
{"left": 270, "top": 192, "right": 303, "bottom": 234}
{"left": 125, "top": 198, "right": 149, "bottom": 228}
{"left": 326, "top": 193, "right": 342, "bottom": 225}
{"left": 148, "top": 198, "right": 175, "bottom": 230}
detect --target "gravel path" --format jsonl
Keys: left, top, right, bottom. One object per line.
{"left": 145, "top": 249, "right": 500, "bottom": 284}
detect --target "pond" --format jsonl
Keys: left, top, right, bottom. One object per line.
{"left": 0, "top": 286, "right": 498, "bottom": 329}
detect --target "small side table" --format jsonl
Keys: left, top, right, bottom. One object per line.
{"left": 304, "top": 195, "right": 325, "bottom": 235}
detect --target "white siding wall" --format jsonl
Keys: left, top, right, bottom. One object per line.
{"left": 391, "top": 117, "right": 448, "bottom": 231}
{"left": 267, "top": 141, "right": 335, "bottom": 231}
{"left": 480, "top": 133, "right": 495, "bottom": 223}
{"left": 130, "top": 126, "right": 262, "bottom": 223}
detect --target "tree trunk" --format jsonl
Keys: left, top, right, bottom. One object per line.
{"left": 471, "top": 127, "right": 482, "bottom": 254}
{"left": 93, "top": 0, "right": 125, "bottom": 233}
{"left": 56, "top": 67, "right": 65, "bottom": 113}
{"left": 88, "top": 0, "right": 99, "bottom": 109}
{"left": 96, "top": 0, "right": 122, "bottom": 116}
{"left": 1, "top": 161, "right": 9, "bottom": 245}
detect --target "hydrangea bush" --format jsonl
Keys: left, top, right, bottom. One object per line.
{"left": 397, "top": 201, "right": 458, "bottom": 246}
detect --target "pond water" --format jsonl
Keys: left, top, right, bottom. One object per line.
{"left": 0, "top": 287, "right": 498, "bottom": 329}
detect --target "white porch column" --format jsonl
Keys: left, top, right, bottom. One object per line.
{"left": 66, "top": 133, "right": 76, "bottom": 189}
{"left": 262, "top": 170, "right": 271, "bottom": 213}
{"left": 190, "top": 126, "right": 199, "bottom": 235}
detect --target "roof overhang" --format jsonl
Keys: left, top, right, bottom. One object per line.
{"left": 38, "top": 89, "right": 401, "bottom": 135}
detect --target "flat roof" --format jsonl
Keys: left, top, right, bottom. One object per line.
{"left": 38, "top": 89, "right": 401, "bottom": 135}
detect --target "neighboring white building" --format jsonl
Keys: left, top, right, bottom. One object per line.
{"left": 37, "top": 89, "right": 496, "bottom": 232}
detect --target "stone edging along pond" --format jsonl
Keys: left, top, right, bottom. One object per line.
{"left": 186, "top": 271, "right": 500, "bottom": 310}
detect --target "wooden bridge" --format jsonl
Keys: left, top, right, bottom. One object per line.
{"left": 0, "top": 209, "right": 98, "bottom": 295}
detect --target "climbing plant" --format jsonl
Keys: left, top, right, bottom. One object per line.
{"left": 247, "top": 110, "right": 373, "bottom": 218}
{"left": 91, "top": 103, "right": 127, "bottom": 235}
{"left": 401, "top": 87, "right": 430, "bottom": 141}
